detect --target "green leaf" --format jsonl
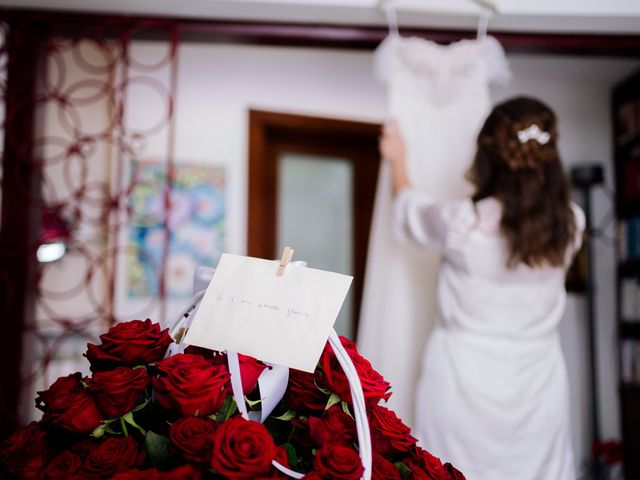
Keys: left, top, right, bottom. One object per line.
{"left": 283, "top": 443, "right": 298, "bottom": 468}
{"left": 395, "top": 461, "right": 412, "bottom": 479}
{"left": 245, "top": 396, "right": 263, "bottom": 408}
{"left": 132, "top": 398, "right": 150, "bottom": 412}
{"left": 341, "top": 401, "right": 353, "bottom": 418}
{"left": 145, "top": 431, "right": 170, "bottom": 467}
{"left": 272, "top": 410, "right": 296, "bottom": 421}
{"left": 123, "top": 412, "right": 147, "bottom": 435}
{"left": 325, "top": 393, "right": 340, "bottom": 410}
{"left": 90, "top": 423, "right": 108, "bottom": 438}
{"left": 216, "top": 395, "right": 238, "bottom": 422}
{"left": 314, "top": 380, "right": 331, "bottom": 396}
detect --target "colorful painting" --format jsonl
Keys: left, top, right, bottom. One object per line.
{"left": 127, "top": 160, "right": 225, "bottom": 298}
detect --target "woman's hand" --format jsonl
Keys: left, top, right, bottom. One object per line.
{"left": 380, "top": 121, "right": 411, "bottom": 195}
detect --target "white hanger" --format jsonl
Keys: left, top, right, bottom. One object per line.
{"left": 467, "top": 0, "right": 498, "bottom": 39}
{"left": 379, "top": 0, "right": 400, "bottom": 37}
{"left": 378, "top": 0, "right": 498, "bottom": 40}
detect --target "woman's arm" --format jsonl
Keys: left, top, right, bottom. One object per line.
{"left": 379, "top": 122, "right": 411, "bottom": 195}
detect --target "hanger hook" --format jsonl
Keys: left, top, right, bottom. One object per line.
{"left": 477, "top": 9, "right": 492, "bottom": 39}
{"left": 381, "top": 0, "right": 400, "bottom": 37}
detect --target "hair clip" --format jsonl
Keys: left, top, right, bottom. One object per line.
{"left": 517, "top": 124, "right": 550, "bottom": 145}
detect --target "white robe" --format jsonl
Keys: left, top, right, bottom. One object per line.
{"left": 394, "top": 191, "right": 583, "bottom": 480}
{"left": 358, "top": 34, "right": 510, "bottom": 423}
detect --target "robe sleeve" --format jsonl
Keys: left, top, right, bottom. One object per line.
{"left": 392, "top": 188, "right": 474, "bottom": 254}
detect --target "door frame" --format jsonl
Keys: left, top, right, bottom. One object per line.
{"left": 247, "top": 110, "right": 380, "bottom": 339}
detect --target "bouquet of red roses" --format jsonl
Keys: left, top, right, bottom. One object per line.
{"left": 0, "top": 318, "right": 465, "bottom": 480}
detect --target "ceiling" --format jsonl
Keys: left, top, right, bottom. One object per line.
{"left": 1, "top": 0, "right": 640, "bottom": 35}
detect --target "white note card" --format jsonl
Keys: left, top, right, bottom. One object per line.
{"left": 183, "top": 253, "right": 353, "bottom": 373}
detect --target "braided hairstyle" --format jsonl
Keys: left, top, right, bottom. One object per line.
{"left": 466, "top": 96, "right": 577, "bottom": 268}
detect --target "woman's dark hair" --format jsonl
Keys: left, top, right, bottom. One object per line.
{"left": 466, "top": 96, "right": 576, "bottom": 268}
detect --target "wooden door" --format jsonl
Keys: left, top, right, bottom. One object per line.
{"left": 247, "top": 110, "right": 380, "bottom": 339}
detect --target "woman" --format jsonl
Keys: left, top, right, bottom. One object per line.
{"left": 381, "top": 96, "right": 584, "bottom": 480}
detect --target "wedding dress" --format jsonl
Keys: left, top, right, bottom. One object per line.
{"left": 358, "top": 34, "right": 510, "bottom": 424}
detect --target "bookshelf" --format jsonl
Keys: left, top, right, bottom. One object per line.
{"left": 613, "top": 67, "right": 640, "bottom": 480}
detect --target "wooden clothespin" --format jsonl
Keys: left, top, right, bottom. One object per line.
{"left": 277, "top": 246, "right": 294, "bottom": 276}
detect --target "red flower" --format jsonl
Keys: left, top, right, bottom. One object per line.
{"left": 160, "top": 465, "right": 203, "bottom": 479}
{"left": 86, "top": 366, "right": 149, "bottom": 418}
{"left": 210, "top": 416, "right": 277, "bottom": 479}
{"left": 372, "top": 453, "right": 401, "bottom": 480}
{"left": 237, "top": 353, "right": 269, "bottom": 393}
{"left": 36, "top": 373, "right": 102, "bottom": 435}
{"left": 302, "top": 474, "right": 322, "bottom": 480}
{"left": 0, "top": 422, "right": 50, "bottom": 478}
{"left": 169, "top": 416, "right": 218, "bottom": 464}
{"left": 41, "top": 451, "right": 82, "bottom": 479}
{"left": 110, "top": 469, "right": 153, "bottom": 480}
{"left": 66, "top": 473, "right": 100, "bottom": 480}
{"left": 308, "top": 406, "right": 356, "bottom": 447}
{"left": 153, "top": 353, "right": 230, "bottom": 416}
{"left": 284, "top": 369, "right": 328, "bottom": 414}
{"left": 444, "top": 462, "right": 466, "bottom": 479}
{"left": 319, "top": 337, "right": 390, "bottom": 406}
{"left": 405, "top": 447, "right": 449, "bottom": 480}
{"left": 313, "top": 443, "right": 364, "bottom": 480}
{"left": 592, "top": 439, "right": 623, "bottom": 465}
{"left": 82, "top": 436, "right": 144, "bottom": 477}
{"left": 111, "top": 465, "right": 201, "bottom": 480}
{"left": 86, "top": 319, "right": 173, "bottom": 371}
{"left": 184, "top": 348, "right": 268, "bottom": 394}
{"left": 368, "top": 404, "right": 417, "bottom": 455}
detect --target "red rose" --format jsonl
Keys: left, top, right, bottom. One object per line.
{"left": 267, "top": 445, "right": 292, "bottom": 479}
{"left": 237, "top": 354, "right": 269, "bottom": 393}
{"left": 111, "top": 465, "right": 201, "bottom": 480}
{"left": 0, "top": 422, "right": 50, "bottom": 477}
{"left": 158, "top": 465, "right": 202, "bottom": 479}
{"left": 86, "top": 319, "right": 173, "bottom": 371}
{"left": 284, "top": 369, "right": 328, "bottom": 414}
{"left": 410, "top": 469, "right": 431, "bottom": 480}
{"left": 313, "top": 443, "right": 364, "bottom": 480}
{"left": 110, "top": 469, "right": 151, "bottom": 480}
{"left": 319, "top": 337, "right": 390, "bottom": 406}
{"left": 444, "top": 462, "right": 466, "bottom": 479}
{"left": 210, "top": 416, "right": 276, "bottom": 478}
{"left": 169, "top": 416, "right": 217, "bottom": 464}
{"left": 368, "top": 405, "right": 417, "bottom": 455}
{"left": 41, "top": 451, "right": 82, "bottom": 479}
{"left": 36, "top": 373, "right": 103, "bottom": 434}
{"left": 83, "top": 436, "right": 143, "bottom": 477}
{"left": 405, "top": 447, "right": 449, "bottom": 480}
{"left": 86, "top": 366, "right": 149, "bottom": 417}
{"left": 66, "top": 474, "right": 100, "bottom": 480}
{"left": 302, "top": 474, "right": 322, "bottom": 480}
{"left": 372, "top": 453, "right": 401, "bottom": 480}
{"left": 153, "top": 353, "right": 230, "bottom": 416}
{"left": 185, "top": 348, "right": 268, "bottom": 394}
{"left": 308, "top": 406, "right": 356, "bottom": 447}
